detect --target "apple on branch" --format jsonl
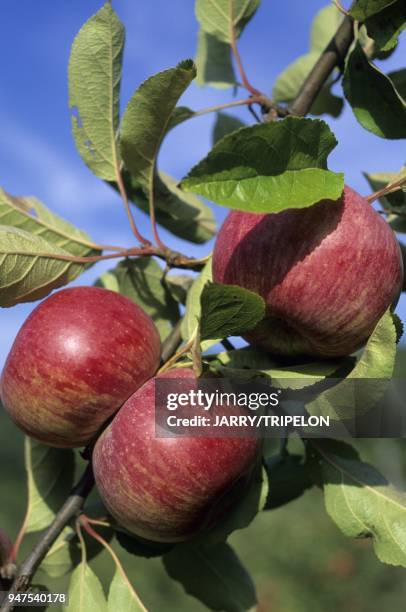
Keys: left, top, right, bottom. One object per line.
{"left": 213, "top": 186, "right": 403, "bottom": 358}
{"left": 93, "top": 367, "right": 260, "bottom": 543}
{"left": 1, "top": 286, "right": 161, "bottom": 448}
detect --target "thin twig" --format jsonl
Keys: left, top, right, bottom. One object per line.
{"left": 366, "top": 175, "right": 406, "bottom": 204}
{"left": 228, "top": 0, "right": 261, "bottom": 96}
{"left": 288, "top": 15, "right": 354, "bottom": 116}
{"left": 0, "top": 464, "right": 95, "bottom": 612}
{"left": 115, "top": 162, "right": 150, "bottom": 246}
{"left": 148, "top": 171, "right": 166, "bottom": 251}
{"left": 333, "top": 0, "right": 350, "bottom": 17}
{"left": 15, "top": 244, "right": 207, "bottom": 271}
{"left": 194, "top": 97, "right": 257, "bottom": 117}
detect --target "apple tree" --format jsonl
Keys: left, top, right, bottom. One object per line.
{"left": 0, "top": 1, "right": 405, "bottom": 611}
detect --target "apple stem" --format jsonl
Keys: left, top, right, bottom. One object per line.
{"left": 158, "top": 330, "right": 197, "bottom": 374}
{"left": 191, "top": 326, "right": 203, "bottom": 378}
{"left": 366, "top": 176, "right": 406, "bottom": 205}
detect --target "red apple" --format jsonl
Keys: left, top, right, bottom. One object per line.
{"left": 1, "top": 286, "right": 161, "bottom": 448}
{"left": 93, "top": 368, "right": 260, "bottom": 542}
{"left": 212, "top": 186, "right": 403, "bottom": 358}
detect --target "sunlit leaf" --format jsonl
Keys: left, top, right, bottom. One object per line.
{"left": 0, "top": 189, "right": 100, "bottom": 258}
{"left": 24, "top": 439, "right": 75, "bottom": 533}
{"left": 0, "top": 226, "right": 88, "bottom": 307}
{"left": 68, "top": 3, "right": 124, "bottom": 180}
{"left": 310, "top": 439, "right": 406, "bottom": 568}
{"left": 181, "top": 117, "right": 344, "bottom": 213}
{"left": 64, "top": 559, "right": 107, "bottom": 611}
{"left": 195, "top": 0, "right": 260, "bottom": 43}
{"left": 95, "top": 258, "right": 180, "bottom": 340}
{"left": 107, "top": 568, "right": 146, "bottom": 612}
{"left": 120, "top": 60, "right": 196, "bottom": 188}
{"left": 306, "top": 310, "right": 397, "bottom": 420}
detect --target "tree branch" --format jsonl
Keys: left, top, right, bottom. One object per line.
{"left": 288, "top": 15, "right": 354, "bottom": 117}
{"left": 31, "top": 245, "right": 208, "bottom": 272}
{"left": 161, "top": 320, "right": 183, "bottom": 364}
{"left": 0, "top": 464, "right": 95, "bottom": 612}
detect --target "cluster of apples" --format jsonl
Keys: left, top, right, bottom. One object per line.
{"left": 1, "top": 186, "right": 403, "bottom": 542}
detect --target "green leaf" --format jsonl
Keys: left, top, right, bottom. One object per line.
{"left": 388, "top": 214, "right": 406, "bottom": 233}
{"left": 24, "top": 439, "right": 75, "bottom": 533}
{"left": 64, "top": 560, "right": 107, "bottom": 612}
{"left": 273, "top": 6, "right": 344, "bottom": 118}
{"left": 212, "top": 112, "right": 245, "bottom": 145}
{"left": 181, "top": 117, "right": 344, "bottom": 213}
{"left": 163, "top": 542, "right": 257, "bottom": 612}
{"left": 200, "top": 282, "right": 265, "bottom": 340}
{"left": 264, "top": 453, "right": 313, "bottom": 510}
{"left": 115, "top": 529, "right": 174, "bottom": 558}
{"left": 201, "top": 462, "right": 268, "bottom": 545}
{"left": 310, "top": 439, "right": 406, "bottom": 568}
{"left": 107, "top": 568, "right": 145, "bottom": 612}
{"left": 181, "top": 258, "right": 218, "bottom": 350}
{"left": 363, "top": 166, "right": 406, "bottom": 212}
{"left": 115, "top": 171, "right": 216, "bottom": 244}
{"left": 306, "top": 309, "right": 397, "bottom": 420}
{"left": 343, "top": 44, "right": 406, "bottom": 139}
{"left": 41, "top": 527, "right": 79, "bottom": 578}
{"left": 365, "top": 0, "right": 406, "bottom": 51}
{"left": 350, "top": 0, "right": 399, "bottom": 20}
{"left": 310, "top": 5, "right": 343, "bottom": 52}
{"left": 68, "top": 3, "right": 124, "bottom": 180}
{"left": 195, "top": 0, "right": 260, "bottom": 43}
{"left": 120, "top": 60, "right": 196, "bottom": 188}
{"left": 165, "top": 274, "right": 194, "bottom": 305}
{"left": 211, "top": 348, "right": 352, "bottom": 390}
{"left": 388, "top": 69, "right": 406, "bottom": 99}
{"left": 0, "top": 189, "right": 100, "bottom": 258}
{"left": 168, "top": 106, "right": 196, "bottom": 131}
{"left": 0, "top": 226, "right": 88, "bottom": 307}
{"left": 196, "top": 29, "right": 237, "bottom": 89}
{"left": 95, "top": 258, "right": 180, "bottom": 341}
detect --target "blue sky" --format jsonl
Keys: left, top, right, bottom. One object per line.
{"left": 0, "top": 1, "right": 405, "bottom": 365}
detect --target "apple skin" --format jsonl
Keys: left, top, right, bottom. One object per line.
{"left": 93, "top": 368, "right": 260, "bottom": 543}
{"left": 212, "top": 186, "right": 403, "bottom": 359}
{"left": 1, "top": 286, "right": 161, "bottom": 448}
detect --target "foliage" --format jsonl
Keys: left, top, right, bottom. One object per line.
{"left": 0, "top": 1, "right": 405, "bottom": 611}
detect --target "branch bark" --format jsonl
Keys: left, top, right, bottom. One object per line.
{"left": 288, "top": 16, "right": 354, "bottom": 117}
{"left": 161, "top": 320, "right": 183, "bottom": 364}
{"left": 0, "top": 464, "right": 94, "bottom": 612}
